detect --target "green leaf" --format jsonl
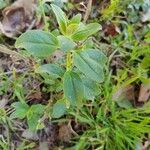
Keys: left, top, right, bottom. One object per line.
{"left": 36, "top": 64, "right": 65, "bottom": 78}
{"left": 51, "top": 4, "right": 68, "bottom": 34}
{"left": 69, "top": 14, "right": 82, "bottom": 24}
{"left": 84, "top": 49, "right": 107, "bottom": 66}
{"left": 82, "top": 78, "right": 100, "bottom": 100}
{"left": 83, "top": 38, "right": 94, "bottom": 48}
{"left": 71, "top": 23, "right": 101, "bottom": 41}
{"left": 27, "top": 104, "right": 45, "bottom": 131}
{"left": 52, "top": 99, "right": 66, "bottom": 118}
{"left": 58, "top": 36, "right": 76, "bottom": 52}
{"left": 141, "top": 56, "right": 150, "bottom": 69}
{"left": 15, "top": 30, "right": 59, "bottom": 58}
{"left": 63, "top": 71, "right": 84, "bottom": 106}
{"left": 30, "top": 104, "right": 45, "bottom": 115}
{"left": 116, "top": 99, "right": 133, "bottom": 109}
{"left": 66, "top": 23, "right": 79, "bottom": 36}
{"left": 10, "top": 102, "right": 29, "bottom": 119}
{"left": 27, "top": 114, "right": 41, "bottom": 131}
{"left": 0, "top": 0, "right": 8, "bottom": 9}
{"left": 73, "top": 51, "right": 104, "bottom": 82}
{"left": 145, "top": 31, "right": 150, "bottom": 43}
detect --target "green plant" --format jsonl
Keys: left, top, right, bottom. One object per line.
{"left": 10, "top": 102, "right": 45, "bottom": 131}
{"left": 12, "top": 4, "right": 107, "bottom": 128}
{"left": 67, "top": 72, "right": 150, "bottom": 150}
{"left": 69, "top": 102, "right": 150, "bottom": 150}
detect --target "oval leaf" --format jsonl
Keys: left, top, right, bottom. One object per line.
{"left": 73, "top": 51, "right": 104, "bottom": 82}
{"left": 36, "top": 64, "right": 65, "bottom": 78}
{"left": 82, "top": 77, "right": 100, "bottom": 100}
{"left": 63, "top": 71, "right": 84, "bottom": 106}
{"left": 10, "top": 102, "right": 29, "bottom": 119}
{"left": 52, "top": 99, "right": 66, "bottom": 118}
{"left": 15, "top": 30, "right": 59, "bottom": 57}
{"left": 69, "top": 14, "right": 82, "bottom": 24}
{"left": 71, "top": 23, "right": 101, "bottom": 41}
{"left": 51, "top": 4, "right": 68, "bottom": 34}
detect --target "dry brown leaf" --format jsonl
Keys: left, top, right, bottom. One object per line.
{"left": 0, "top": 0, "right": 37, "bottom": 37}
{"left": 58, "top": 124, "right": 72, "bottom": 142}
{"left": 113, "top": 85, "right": 135, "bottom": 101}
{"left": 138, "top": 84, "right": 150, "bottom": 102}
{"left": 103, "top": 23, "right": 120, "bottom": 37}
{"left": 27, "top": 91, "right": 42, "bottom": 101}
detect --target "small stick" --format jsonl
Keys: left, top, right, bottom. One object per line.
{"left": 0, "top": 45, "right": 28, "bottom": 63}
{"left": 83, "top": 0, "right": 93, "bottom": 23}
{"left": 0, "top": 68, "right": 28, "bottom": 76}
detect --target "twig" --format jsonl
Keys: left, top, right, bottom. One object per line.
{"left": 0, "top": 68, "right": 28, "bottom": 76}
{"left": 83, "top": 0, "right": 93, "bottom": 23}
{"left": 0, "top": 44, "right": 28, "bottom": 63}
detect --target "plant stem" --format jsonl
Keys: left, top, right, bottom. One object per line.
{"left": 66, "top": 52, "right": 72, "bottom": 71}
{"left": 39, "top": 0, "right": 49, "bottom": 31}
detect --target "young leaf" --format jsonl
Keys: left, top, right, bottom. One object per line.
{"left": 69, "top": 14, "right": 82, "bottom": 24}
{"left": 15, "top": 30, "right": 59, "bottom": 58}
{"left": 58, "top": 36, "right": 76, "bottom": 52}
{"left": 30, "top": 104, "right": 45, "bottom": 115}
{"left": 27, "top": 104, "right": 45, "bottom": 131}
{"left": 10, "top": 102, "right": 29, "bottom": 119}
{"left": 51, "top": 4, "right": 68, "bottom": 34}
{"left": 52, "top": 99, "right": 66, "bottom": 118}
{"left": 36, "top": 64, "right": 65, "bottom": 78}
{"left": 71, "top": 23, "right": 101, "bottom": 41}
{"left": 63, "top": 71, "right": 84, "bottom": 106}
{"left": 66, "top": 24, "right": 79, "bottom": 36}
{"left": 27, "top": 114, "right": 41, "bottom": 131}
{"left": 73, "top": 51, "right": 104, "bottom": 82}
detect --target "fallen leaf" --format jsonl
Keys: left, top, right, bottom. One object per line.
{"left": 58, "top": 124, "right": 72, "bottom": 142}
{"left": 113, "top": 85, "right": 135, "bottom": 102}
{"left": 103, "top": 23, "right": 120, "bottom": 36}
{"left": 0, "top": 0, "right": 37, "bottom": 37}
{"left": 27, "top": 91, "right": 42, "bottom": 101}
{"left": 138, "top": 84, "right": 150, "bottom": 102}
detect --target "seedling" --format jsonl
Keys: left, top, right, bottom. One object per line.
{"left": 13, "top": 4, "right": 107, "bottom": 126}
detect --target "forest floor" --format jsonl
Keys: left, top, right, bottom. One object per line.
{"left": 0, "top": 0, "right": 150, "bottom": 150}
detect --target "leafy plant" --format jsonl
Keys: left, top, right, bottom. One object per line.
{"left": 11, "top": 102, "right": 45, "bottom": 131}
{"left": 14, "top": 4, "right": 107, "bottom": 121}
